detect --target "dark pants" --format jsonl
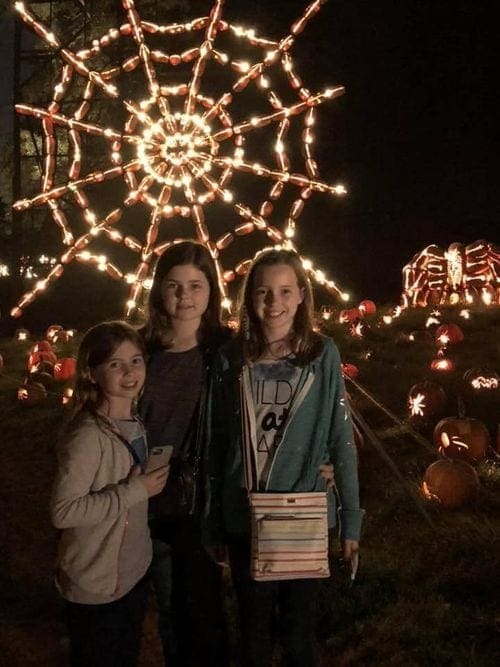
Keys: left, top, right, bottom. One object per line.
{"left": 65, "top": 573, "right": 149, "bottom": 667}
{"left": 150, "top": 515, "right": 228, "bottom": 666}
{"left": 228, "top": 538, "right": 321, "bottom": 667}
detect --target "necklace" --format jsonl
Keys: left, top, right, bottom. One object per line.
{"left": 264, "top": 337, "right": 293, "bottom": 360}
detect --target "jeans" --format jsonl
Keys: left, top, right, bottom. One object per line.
{"left": 65, "top": 573, "right": 149, "bottom": 667}
{"left": 228, "top": 538, "right": 321, "bottom": 667}
{"left": 150, "top": 516, "right": 228, "bottom": 666}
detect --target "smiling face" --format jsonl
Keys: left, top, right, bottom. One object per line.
{"left": 161, "top": 263, "right": 211, "bottom": 325}
{"left": 251, "top": 263, "right": 304, "bottom": 340}
{"left": 90, "top": 339, "right": 145, "bottom": 417}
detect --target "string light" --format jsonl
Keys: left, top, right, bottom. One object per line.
{"left": 12, "top": 0, "right": 350, "bottom": 318}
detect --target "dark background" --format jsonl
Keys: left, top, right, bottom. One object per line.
{"left": 0, "top": 0, "right": 498, "bottom": 317}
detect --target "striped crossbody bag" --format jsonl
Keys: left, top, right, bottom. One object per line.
{"left": 240, "top": 366, "right": 330, "bottom": 582}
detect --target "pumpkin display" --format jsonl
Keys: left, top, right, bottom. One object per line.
{"left": 422, "top": 459, "right": 479, "bottom": 508}
{"left": 463, "top": 368, "right": 499, "bottom": 392}
{"left": 358, "top": 300, "right": 376, "bottom": 315}
{"left": 407, "top": 381, "right": 447, "bottom": 423}
{"left": 17, "top": 382, "right": 48, "bottom": 406}
{"left": 435, "top": 323, "right": 464, "bottom": 346}
{"left": 433, "top": 417, "right": 491, "bottom": 464}
{"left": 54, "top": 357, "right": 77, "bottom": 381}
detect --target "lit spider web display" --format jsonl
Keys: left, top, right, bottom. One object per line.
{"left": 13, "top": 0, "right": 350, "bottom": 318}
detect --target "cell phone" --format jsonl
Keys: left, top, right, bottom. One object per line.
{"left": 145, "top": 445, "right": 174, "bottom": 473}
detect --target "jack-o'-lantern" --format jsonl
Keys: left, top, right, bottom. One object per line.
{"left": 15, "top": 328, "right": 30, "bottom": 342}
{"left": 435, "top": 323, "right": 464, "bottom": 346}
{"left": 33, "top": 340, "right": 53, "bottom": 353}
{"left": 54, "top": 357, "right": 77, "bottom": 381}
{"left": 349, "top": 321, "right": 369, "bottom": 338}
{"left": 27, "top": 349, "right": 58, "bottom": 371}
{"left": 46, "top": 324, "right": 63, "bottom": 342}
{"left": 341, "top": 363, "right": 359, "bottom": 380}
{"left": 422, "top": 459, "right": 479, "bottom": 508}
{"left": 407, "top": 381, "right": 447, "bottom": 423}
{"left": 358, "top": 300, "right": 376, "bottom": 316}
{"left": 430, "top": 357, "right": 455, "bottom": 372}
{"left": 433, "top": 417, "right": 491, "bottom": 464}
{"left": 463, "top": 368, "right": 499, "bottom": 392}
{"left": 339, "top": 308, "right": 362, "bottom": 324}
{"left": 17, "top": 381, "right": 48, "bottom": 406}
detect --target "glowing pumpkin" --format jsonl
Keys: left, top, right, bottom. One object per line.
{"left": 339, "top": 308, "right": 362, "bottom": 324}
{"left": 422, "top": 459, "right": 479, "bottom": 508}
{"left": 33, "top": 340, "right": 53, "bottom": 353}
{"left": 408, "top": 381, "right": 447, "bottom": 423}
{"left": 15, "top": 328, "right": 30, "bottom": 342}
{"left": 27, "top": 349, "right": 57, "bottom": 371}
{"left": 463, "top": 368, "right": 499, "bottom": 392}
{"left": 17, "top": 381, "right": 48, "bottom": 406}
{"left": 435, "top": 323, "right": 464, "bottom": 346}
{"left": 54, "top": 357, "right": 77, "bottom": 381}
{"left": 433, "top": 417, "right": 490, "bottom": 464}
{"left": 358, "top": 300, "right": 376, "bottom": 315}
{"left": 430, "top": 357, "right": 455, "bottom": 372}
{"left": 46, "top": 324, "right": 63, "bottom": 341}
{"left": 341, "top": 363, "right": 359, "bottom": 380}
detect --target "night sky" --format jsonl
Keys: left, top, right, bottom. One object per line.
{"left": 1, "top": 0, "right": 498, "bottom": 307}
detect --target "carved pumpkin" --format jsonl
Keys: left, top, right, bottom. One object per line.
{"left": 407, "top": 381, "right": 447, "bottom": 423}
{"left": 433, "top": 417, "right": 491, "bottom": 464}
{"left": 15, "top": 328, "right": 30, "bottom": 342}
{"left": 33, "top": 340, "right": 53, "bottom": 353}
{"left": 341, "top": 363, "right": 359, "bottom": 380}
{"left": 27, "top": 349, "right": 58, "bottom": 371}
{"left": 54, "top": 357, "right": 77, "bottom": 381}
{"left": 339, "top": 308, "right": 362, "bottom": 324}
{"left": 422, "top": 459, "right": 479, "bottom": 508}
{"left": 46, "top": 324, "right": 63, "bottom": 342}
{"left": 430, "top": 357, "right": 455, "bottom": 372}
{"left": 358, "top": 300, "right": 376, "bottom": 315}
{"left": 463, "top": 368, "right": 499, "bottom": 392}
{"left": 435, "top": 323, "right": 464, "bottom": 346}
{"left": 17, "top": 381, "right": 48, "bottom": 406}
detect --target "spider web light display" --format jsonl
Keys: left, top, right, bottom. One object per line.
{"left": 12, "top": 0, "right": 350, "bottom": 318}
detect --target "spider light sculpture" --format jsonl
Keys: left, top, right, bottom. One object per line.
{"left": 401, "top": 240, "right": 500, "bottom": 308}
{"left": 12, "top": 0, "right": 350, "bottom": 318}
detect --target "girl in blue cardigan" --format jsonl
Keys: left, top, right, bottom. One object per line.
{"left": 205, "top": 248, "right": 363, "bottom": 667}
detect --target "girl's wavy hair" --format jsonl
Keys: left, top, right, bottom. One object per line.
{"left": 142, "top": 240, "right": 223, "bottom": 350}
{"left": 67, "top": 320, "right": 146, "bottom": 429}
{"left": 238, "top": 248, "right": 322, "bottom": 364}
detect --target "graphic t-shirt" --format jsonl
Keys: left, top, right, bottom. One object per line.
{"left": 251, "top": 359, "right": 302, "bottom": 489}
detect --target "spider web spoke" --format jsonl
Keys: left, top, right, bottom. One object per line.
{"left": 184, "top": 0, "right": 226, "bottom": 116}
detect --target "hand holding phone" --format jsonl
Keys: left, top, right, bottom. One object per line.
{"left": 145, "top": 445, "right": 174, "bottom": 473}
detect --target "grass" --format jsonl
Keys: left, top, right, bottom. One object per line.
{"left": 0, "top": 305, "right": 499, "bottom": 665}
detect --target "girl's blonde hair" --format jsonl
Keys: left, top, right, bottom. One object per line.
{"left": 69, "top": 320, "right": 145, "bottom": 425}
{"left": 238, "top": 248, "right": 322, "bottom": 364}
{"left": 142, "top": 240, "right": 223, "bottom": 350}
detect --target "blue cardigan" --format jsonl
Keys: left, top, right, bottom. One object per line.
{"left": 203, "top": 335, "right": 364, "bottom": 544}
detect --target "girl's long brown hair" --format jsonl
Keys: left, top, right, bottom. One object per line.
{"left": 67, "top": 320, "right": 146, "bottom": 430}
{"left": 238, "top": 248, "right": 323, "bottom": 364}
{"left": 142, "top": 240, "right": 223, "bottom": 350}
